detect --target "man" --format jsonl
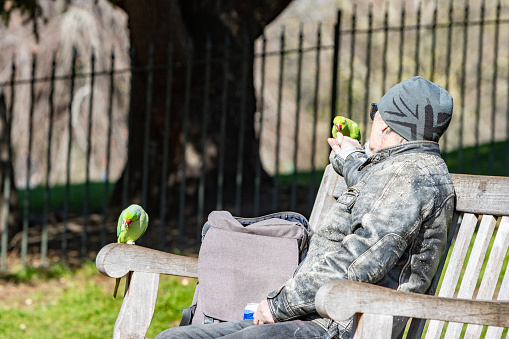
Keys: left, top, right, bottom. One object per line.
{"left": 157, "top": 76, "right": 456, "bottom": 339}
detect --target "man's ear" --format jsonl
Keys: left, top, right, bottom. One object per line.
{"left": 379, "top": 117, "right": 390, "bottom": 133}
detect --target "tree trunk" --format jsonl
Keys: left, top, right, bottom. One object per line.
{"left": 112, "top": 0, "right": 292, "bottom": 232}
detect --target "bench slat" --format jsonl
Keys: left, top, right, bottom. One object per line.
{"left": 483, "top": 216, "right": 509, "bottom": 339}
{"left": 456, "top": 215, "right": 497, "bottom": 299}
{"left": 452, "top": 174, "right": 509, "bottom": 216}
{"left": 443, "top": 214, "right": 497, "bottom": 339}
{"left": 425, "top": 213, "right": 478, "bottom": 339}
{"left": 113, "top": 271, "right": 159, "bottom": 339}
{"left": 309, "top": 165, "right": 340, "bottom": 231}
{"left": 327, "top": 173, "right": 509, "bottom": 217}
{"left": 484, "top": 324, "right": 505, "bottom": 339}
{"left": 463, "top": 216, "right": 509, "bottom": 339}
{"left": 353, "top": 313, "right": 392, "bottom": 339}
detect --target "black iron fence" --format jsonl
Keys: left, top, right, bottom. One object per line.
{"left": 0, "top": 0, "right": 508, "bottom": 269}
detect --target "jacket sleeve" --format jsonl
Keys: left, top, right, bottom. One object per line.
{"left": 267, "top": 164, "right": 436, "bottom": 322}
{"left": 329, "top": 148, "right": 368, "bottom": 187}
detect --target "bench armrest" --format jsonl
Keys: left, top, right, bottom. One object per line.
{"left": 96, "top": 243, "right": 198, "bottom": 339}
{"left": 316, "top": 280, "right": 509, "bottom": 339}
{"left": 96, "top": 243, "right": 198, "bottom": 279}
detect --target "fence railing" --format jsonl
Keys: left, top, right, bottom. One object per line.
{"left": 0, "top": 0, "right": 508, "bottom": 269}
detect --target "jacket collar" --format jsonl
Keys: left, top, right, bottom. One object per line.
{"left": 358, "top": 141, "right": 441, "bottom": 171}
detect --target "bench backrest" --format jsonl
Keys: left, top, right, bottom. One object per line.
{"left": 310, "top": 165, "right": 509, "bottom": 339}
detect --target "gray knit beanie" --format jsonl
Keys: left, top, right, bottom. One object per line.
{"left": 377, "top": 76, "right": 453, "bottom": 142}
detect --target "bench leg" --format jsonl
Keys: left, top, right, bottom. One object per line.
{"left": 113, "top": 271, "right": 160, "bottom": 339}
{"left": 352, "top": 313, "right": 393, "bottom": 339}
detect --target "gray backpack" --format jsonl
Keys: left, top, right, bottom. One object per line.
{"left": 180, "top": 210, "right": 312, "bottom": 325}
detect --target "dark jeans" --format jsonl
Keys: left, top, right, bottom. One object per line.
{"left": 155, "top": 319, "right": 327, "bottom": 339}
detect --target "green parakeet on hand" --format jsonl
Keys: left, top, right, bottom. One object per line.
{"left": 113, "top": 204, "right": 149, "bottom": 299}
{"left": 331, "top": 116, "right": 361, "bottom": 142}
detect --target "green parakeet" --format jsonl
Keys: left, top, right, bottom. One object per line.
{"left": 331, "top": 116, "right": 361, "bottom": 142}
{"left": 113, "top": 204, "right": 149, "bottom": 298}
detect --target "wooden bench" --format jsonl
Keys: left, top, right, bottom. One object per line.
{"left": 96, "top": 164, "right": 509, "bottom": 339}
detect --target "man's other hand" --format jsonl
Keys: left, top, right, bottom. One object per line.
{"left": 253, "top": 300, "right": 275, "bottom": 325}
{"left": 328, "top": 134, "right": 361, "bottom": 154}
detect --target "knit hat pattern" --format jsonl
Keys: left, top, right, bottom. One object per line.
{"left": 377, "top": 76, "right": 453, "bottom": 142}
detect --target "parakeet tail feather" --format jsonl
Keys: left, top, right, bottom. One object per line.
{"left": 113, "top": 277, "right": 121, "bottom": 299}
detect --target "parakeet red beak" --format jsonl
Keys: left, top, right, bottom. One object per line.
{"left": 335, "top": 123, "right": 342, "bottom": 132}
{"left": 124, "top": 219, "right": 131, "bottom": 229}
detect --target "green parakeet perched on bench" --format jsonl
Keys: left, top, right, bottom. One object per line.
{"left": 331, "top": 116, "right": 361, "bottom": 142}
{"left": 113, "top": 204, "right": 149, "bottom": 298}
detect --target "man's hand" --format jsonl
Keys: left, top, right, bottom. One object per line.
{"left": 328, "top": 134, "right": 362, "bottom": 155}
{"left": 253, "top": 300, "right": 275, "bottom": 325}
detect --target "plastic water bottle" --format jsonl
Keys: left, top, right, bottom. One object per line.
{"left": 243, "top": 303, "right": 259, "bottom": 320}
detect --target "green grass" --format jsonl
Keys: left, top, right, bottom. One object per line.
{"left": 277, "top": 168, "right": 326, "bottom": 187}
{"left": 443, "top": 140, "right": 509, "bottom": 176}
{"left": 0, "top": 261, "right": 196, "bottom": 339}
